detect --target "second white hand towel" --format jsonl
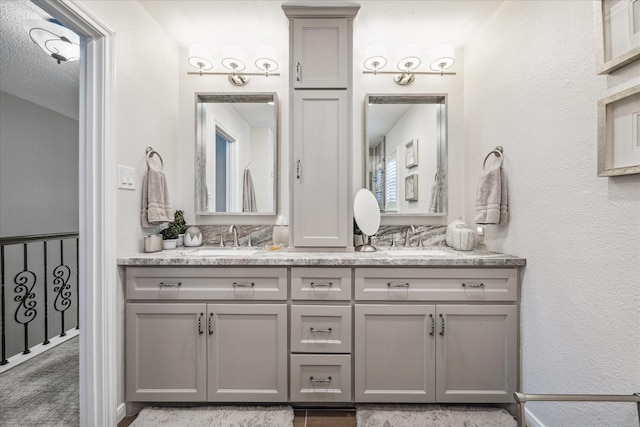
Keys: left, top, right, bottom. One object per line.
{"left": 474, "top": 166, "right": 508, "bottom": 225}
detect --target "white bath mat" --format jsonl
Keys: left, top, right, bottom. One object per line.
{"left": 129, "top": 405, "right": 294, "bottom": 427}
{"left": 356, "top": 404, "right": 517, "bottom": 427}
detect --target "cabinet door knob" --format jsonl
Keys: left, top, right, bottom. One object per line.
{"left": 296, "top": 61, "right": 302, "bottom": 82}
{"left": 429, "top": 314, "right": 435, "bottom": 336}
{"left": 439, "top": 313, "right": 446, "bottom": 336}
{"left": 198, "top": 312, "right": 204, "bottom": 335}
{"left": 208, "top": 313, "right": 214, "bottom": 335}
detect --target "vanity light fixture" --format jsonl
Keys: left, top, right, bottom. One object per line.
{"left": 362, "top": 42, "right": 456, "bottom": 85}
{"left": 23, "top": 19, "right": 80, "bottom": 64}
{"left": 187, "top": 43, "right": 280, "bottom": 86}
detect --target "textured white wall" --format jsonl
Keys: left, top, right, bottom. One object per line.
{"left": 464, "top": 1, "right": 640, "bottom": 426}
{"left": 0, "top": 91, "right": 78, "bottom": 237}
{"left": 77, "top": 0, "right": 180, "bottom": 412}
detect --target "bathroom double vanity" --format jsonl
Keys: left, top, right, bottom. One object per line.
{"left": 120, "top": 249, "right": 525, "bottom": 408}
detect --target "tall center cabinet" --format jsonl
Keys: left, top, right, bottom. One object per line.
{"left": 283, "top": 6, "right": 360, "bottom": 248}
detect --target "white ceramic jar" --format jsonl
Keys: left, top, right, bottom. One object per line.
{"left": 451, "top": 224, "right": 476, "bottom": 251}
{"left": 445, "top": 217, "right": 465, "bottom": 247}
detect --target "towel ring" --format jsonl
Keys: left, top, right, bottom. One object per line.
{"left": 482, "top": 146, "right": 504, "bottom": 170}
{"left": 145, "top": 146, "right": 164, "bottom": 171}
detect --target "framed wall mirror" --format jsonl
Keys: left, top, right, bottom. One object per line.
{"left": 364, "top": 94, "right": 447, "bottom": 216}
{"left": 195, "top": 93, "right": 278, "bottom": 216}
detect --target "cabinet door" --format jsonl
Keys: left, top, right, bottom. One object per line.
{"left": 126, "top": 303, "right": 207, "bottom": 401}
{"left": 293, "top": 91, "right": 348, "bottom": 247}
{"left": 435, "top": 305, "right": 517, "bottom": 403}
{"left": 355, "top": 305, "right": 436, "bottom": 402}
{"left": 207, "top": 304, "right": 287, "bottom": 401}
{"left": 293, "top": 18, "right": 348, "bottom": 88}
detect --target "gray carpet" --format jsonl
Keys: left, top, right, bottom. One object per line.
{"left": 130, "top": 406, "right": 295, "bottom": 427}
{"left": 0, "top": 337, "right": 79, "bottom": 427}
{"left": 357, "top": 404, "right": 517, "bottom": 427}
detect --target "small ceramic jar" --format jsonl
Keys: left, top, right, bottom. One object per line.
{"left": 184, "top": 226, "right": 203, "bottom": 247}
{"left": 451, "top": 224, "right": 476, "bottom": 251}
{"left": 446, "top": 217, "right": 465, "bottom": 247}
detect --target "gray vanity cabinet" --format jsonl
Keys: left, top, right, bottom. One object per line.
{"left": 292, "top": 18, "right": 348, "bottom": 89}
{"left": 125, "top": 267, "right": 288, "bottom": 403}
{"left": 354, "top": 268, "right": 519, "bottom": 404}
{"left": 292, "top": 90, "right": 348, "bottom": 247}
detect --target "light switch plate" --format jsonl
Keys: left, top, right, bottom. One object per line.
{"left": 118, "top": 165, "right": 135, "bottom": 190}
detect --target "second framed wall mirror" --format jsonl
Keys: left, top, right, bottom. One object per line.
{"left": 364, "top": 94, "right": 447, "bottom": 217}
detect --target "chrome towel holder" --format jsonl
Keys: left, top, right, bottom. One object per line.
{"left": 145, "top": 146, "right": 164, "bottom": 171}
{"left": 482, "top": 146, "right": 504, "bottom": 170}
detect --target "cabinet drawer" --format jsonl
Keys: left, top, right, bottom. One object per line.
{"left": 355, "top": 268, "right": 517, "bottom": 302}
{"left": 291, "top": 305, "right": 351, "bottom": 353}
{"left": 126, "top": 267, "right": 287, "bottom": 300}
{"left": 291, "top": 268, "right": 352, "bottom": 300}
{"left": 290, "top": 355, "right": 351, "bottom": 402}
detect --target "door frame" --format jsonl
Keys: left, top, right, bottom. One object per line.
{"left": 36, "top": 1, "right": 117, "bottom": 425}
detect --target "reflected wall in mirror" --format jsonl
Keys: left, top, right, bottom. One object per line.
{"left": 196, "top": 93, "right": 277, "bottom": 215}
{"left": 365, "top": 94, "right": 447, "bottom": 216}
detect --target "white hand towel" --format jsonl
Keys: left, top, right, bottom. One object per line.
{"left": 141, "top": 168, "right": 174, "bottom": 227}
{"left": 474, "top": 166, "right": 508, "bottom": 225}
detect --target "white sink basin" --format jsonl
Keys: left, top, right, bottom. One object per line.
{"left": 191, "top": 248, "right": 258, "bottom": 257}
{"left": 384, "top": 249, "right": 453, "bottom": 256}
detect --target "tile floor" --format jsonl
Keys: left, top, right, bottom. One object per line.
{"left": 118, "top": 409, "right": 356, "bottom": 427}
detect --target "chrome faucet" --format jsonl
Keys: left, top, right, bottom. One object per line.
{"left": 404, "top": 225, "right": 415, "bottom": 247}
{"left": 229, "top": 225, "right": 239, "bottom": 247}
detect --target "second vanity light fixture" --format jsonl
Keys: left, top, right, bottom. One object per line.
{"left": 363, "top": 43, "right": 456, "bottom": 85}
{"left": 187, "top": 43, "right": 280, "bottom": 86}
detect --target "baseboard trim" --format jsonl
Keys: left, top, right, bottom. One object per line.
{"left": 525, "top": 407, "right": 546, "bottom": 427}
{"left": 0, "top": 328, "right": 79, "bottom": 374}
{"left": 117, "top": 403, "right": 126, "bottom": 423}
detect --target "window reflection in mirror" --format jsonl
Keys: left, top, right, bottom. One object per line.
{"left": 365, "top": 94, "right": 447, "bottom": 216}
{"left": 196, "top": 94, "right": 277, "bottom": 215}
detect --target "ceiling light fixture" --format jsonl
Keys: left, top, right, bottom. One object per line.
{"left": 187, "top": 43, "right": 279, "bottom": 86}
{"left": 23, "top": 19, "right": 80, "bottom": 64}
{"left": 362, "top": 43, "right": 456, "bottom": 85}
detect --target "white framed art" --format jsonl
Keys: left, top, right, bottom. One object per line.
{"left": 597, "top": 84, "right": 640, "bottom": 176}
{"left": 595, "top": 0, "right": 640, "bottom": 74}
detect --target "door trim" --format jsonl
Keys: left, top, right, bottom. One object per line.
{"left": 36, "top": 1, "right": 116, "bottom": 425}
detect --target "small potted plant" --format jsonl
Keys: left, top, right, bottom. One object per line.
{"left": 161, "top": 222, "right": 180, "bottom": 250}
{"left": 173, "top": 210, "right": 188, "bottom": 246}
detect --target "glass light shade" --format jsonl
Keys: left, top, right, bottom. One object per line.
{"left": 397, "top": 43, "right": 421, "bottom": 71}
{"left": 188, "top": 43, "right": 213, "bottom": 71}
{"left": 23, "top": 19, "right": 80, "bottom": 63}
{"left": 364, "top": 43, "right": 387, "bottom": 71}
{"left": 221, "top": 44, "right": 246, "bottom": 72}
{"left": 430, "top": 43, "right": 455, "bottom": 71}
{"left": 255, "top": 44, "right": 278, "bottom": 72}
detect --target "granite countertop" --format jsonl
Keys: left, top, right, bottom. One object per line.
{"left": 117, "top": 246, "right": 526, "bottom": 267}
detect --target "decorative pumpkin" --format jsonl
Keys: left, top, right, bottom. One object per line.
{"left": 184, "top": 226, "right": 203, "bottom": 247}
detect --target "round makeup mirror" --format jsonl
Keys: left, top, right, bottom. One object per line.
{"left": 353, "top": 188, "right": 381, "bottom": 252}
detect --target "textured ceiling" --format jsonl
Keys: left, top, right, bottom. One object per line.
{"left": 0, "top": 0, "right": 79, "bottom": 120}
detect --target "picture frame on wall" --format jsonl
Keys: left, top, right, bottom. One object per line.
{"left": 405, "top": 139, "right": 418, "bottom": 168}
{"left": 405, "top": 174, "right": 418, "bottom": 201}
{"left": 597, "top": 84, "right": 640, "bottom": 176}
{"left": 594, "top": 0, "right": 640, "bottom": 74}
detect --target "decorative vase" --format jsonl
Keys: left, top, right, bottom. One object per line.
{"left": 177, "top": 234, "right": 185, "bottom": 247}
{"left": 446, "top": 217, "right": 465, "bottom": 247}
{"left": 272, "top": 225, "right": 289, "bottom": 246}
{"left": 144, "top": 234, "right": 163, "bottom": 253}
{"left": 162, "top": 239, "right": 178, "bottom": 250}
{"left": 451, "top": 224, "right": 476, "bottom": 251}
{"left": 184, "top": 226, "right": 203, "bottom": 247}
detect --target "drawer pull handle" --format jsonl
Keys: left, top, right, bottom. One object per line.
{"left": 208, "top": 313, "right": 214, "bottom": 335}
{"left": 429, "top": 314, "right": 435, "bottom": 336}
{"left": 296, "top": 61, "right": 302, "bottom": 82}
{"left": 387, "top": 282, "right": 410, "bottom": 288}
{"left": 439, "top": 313, "right": 445, "bottom": 336}
{"left": 310, "top": 327, "right": 332, "bottom": 333}
{"left": 310, "top": 282, "right": 333, "bottom": 288}
{"left": 310, "top": 376, "right": 332, "bottom": 383}
{"left": 198, "top": 312, "right": 204, "bottom": 335}
{"left": 233, "top": 282, "right": 255, "bottom": 288}
{"left": 160, "top": 281, "right": 182, "bottom": 287}
{"left": 462, "top": 283, "right": 485, "bottom": 289}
